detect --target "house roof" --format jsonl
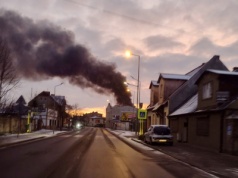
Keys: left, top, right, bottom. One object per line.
{"left": 151, "top": 100, "right": 168, "bottom": 111}
{"left": 207, "top": 69, "right": 238, "bottom": 76}
{"left": 16, "top": 95, "right": 26, "bottom": 105}
{"left": 170, "top": 94, "right": 238, "bottom": 117}
{"left": 168, "top": 55, "right": 229, "bottom": 114}
{"left": 91, "top": 116, "right": 103, "bottom": 119}
{"left": 186, "top": 63, "right": 205, "bottom": 76}
{"left": 147, "top": 104, "right": 154, "bottom": 110}
{"left": 149, "top": 80, "right": 159, "bottom": 89}
{"left": 152, "top": 102, "right": 161, "bottom": 111}
{"left": 169, "top": 94, "right": 198, "bottom": 116}
{"left": 158, "top": 73, "right": 190, "bottom": 83}
{"left": 51, "top": 95, "right": 66, "bottom": 106}
{"left": 196, "top": 69, "right": 238, "bottom": 84}
{"left": 38, "top": 91, "right": 51, "bottom": 97}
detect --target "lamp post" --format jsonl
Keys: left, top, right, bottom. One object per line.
{"left": 125, "top": 50, "right": 141, "bottom": 136}
{"left": 53, "top": 82, "right": 63, "bottom": 134}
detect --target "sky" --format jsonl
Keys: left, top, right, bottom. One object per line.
{"left": 1, "top": 0, "right": 238, "bottom": 116}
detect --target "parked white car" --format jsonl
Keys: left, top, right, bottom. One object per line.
{"left": 144, "top": 125, "right": 173, "bottom": 146}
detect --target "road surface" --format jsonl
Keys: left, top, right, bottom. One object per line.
{"left": 0, "top": 127, "right": 214, "bottom": 178}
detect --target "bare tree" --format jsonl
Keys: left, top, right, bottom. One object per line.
{"left": 0, "top": 38, "right": 20, "bottom": 109}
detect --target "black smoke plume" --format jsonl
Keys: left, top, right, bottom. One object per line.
{"left": 0, "top": 9, "right": 132, "bottom": 106}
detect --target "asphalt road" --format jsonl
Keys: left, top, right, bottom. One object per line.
{"left": 0, "top": 127, "right": 216, "bottom": 178}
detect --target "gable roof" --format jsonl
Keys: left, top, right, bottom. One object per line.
{"left": 168, "top": 55, "right": 228, "bottom": 114}
{"left": 158, "top": 73, "right": 190, "bottom": 83}
{"left": 16, "top": 95, "right": 26, "bottom": 105}
{"left": 149, "top": 80, "right": 159, "bottom": 89}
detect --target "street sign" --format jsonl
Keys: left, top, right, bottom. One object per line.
{"left": 138, "top": 109, "right": 147, "bottom": 120}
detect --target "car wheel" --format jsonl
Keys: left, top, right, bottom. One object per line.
{"left": 149, "top": 138, "right": 154, "bottom": 145}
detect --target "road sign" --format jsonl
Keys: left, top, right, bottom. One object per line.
{"left": 138, "top": 109, "right": 147, "bottom": 120}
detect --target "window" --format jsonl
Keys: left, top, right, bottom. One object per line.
{"left": 196, "top": 117, "right": 209, "bottom": 136}
{"left": 202, "top": 82, "right": 212, "bottom": 99}
{"left": 153, "top": 126, "right": 171, "bottom": 135}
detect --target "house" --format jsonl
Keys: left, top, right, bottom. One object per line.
{"left": 147, "top": 55, "right": 228, "bottom": 128}
{"left": 154, "top": 73, "right": 191, "bottom": 124}
{"left": 169, "top": 68, "right": 238, "bottom": 154}
{"left": 106, "top": 103, "right": 136, "bottom": 130}
{"left": 88, "top": 116, "right": 105, "bottom": 127}
{"left": 28, "top": 91, "right": 66, "bottom": 130}
{"left": 147, "top": 81, "right": 159, "bottom": 128}
{"left": 147, "top": 73, "right": 191, "bottom": 131}
{"left": 168, "top": 55, "right": 228, "bottom": 115}
{"left": 83, "top": 112, "right": 104, "bottom": 127}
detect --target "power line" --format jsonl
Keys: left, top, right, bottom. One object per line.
{"left": 65, "top": 0, "right": 177, "bottom": 29}
{"left": 64, "top": 0, "right": 208, "bottom": 37}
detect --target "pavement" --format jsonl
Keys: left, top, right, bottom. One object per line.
{"left": 108, "top": 129, "right": 238, "bottom": 178}
{"left": 1, "top": 128, "right": 238, "bottom": 178}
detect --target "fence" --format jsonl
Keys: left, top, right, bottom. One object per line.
{"left": 0, "top": 116, "right": 27, "bottom": 134}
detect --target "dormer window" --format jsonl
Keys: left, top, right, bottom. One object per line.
{"left": 202, "top": 82, "right": 212, "bottom": 99}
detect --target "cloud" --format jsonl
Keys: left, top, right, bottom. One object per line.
{"left": 2, "top": 0, "right": 238, "bottom": 110}
{"left": 189, "top": 37, "right": 238, "bottom": 62}
{"left": 143, "top": 35, "right": 185, "bottom": 51}
{"left": 188, "top": 37, "right": 218, "bottom": 56}
{"left": 143, "top": 53, "right": 205, "bottom": 76}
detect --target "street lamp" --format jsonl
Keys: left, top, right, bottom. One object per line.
{"left": 54, "top": 82, "right": 63, "bottom": 95}
{"left": 53, "top": 82, "right": 63, "bottom": 134}
{"left": 125, "top": 50, "right": 141, "bottom": 136}
{"left": 124, "top": 81, "right": 137, "bottom": 88}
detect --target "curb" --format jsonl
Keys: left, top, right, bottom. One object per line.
{"left": 0, "top": 130, "right": 73, "bottom": 149}
{"left": 0, "top": 136, "right": 46, "bottom": 149}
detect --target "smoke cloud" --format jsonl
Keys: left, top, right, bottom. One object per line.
{"left": 0, "top": 9, "right": 132, "bottom": 106}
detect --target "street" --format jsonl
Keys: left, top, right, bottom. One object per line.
{"left": 0, "top": 127, "right": 215, "bottom": 178}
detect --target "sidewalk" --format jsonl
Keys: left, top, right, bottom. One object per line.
{"left": 108, "top": 129, "right": 238, "bottom": 178}
{"left": 0, "top": 129, "right": 67, "bottom": 148}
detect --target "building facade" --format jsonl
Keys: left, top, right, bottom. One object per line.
{"left": 106, "top": 103, "right": 136, "bottom": 131}
{"left": 28, "top": 91, "right": 66, "bottom": 130}
{"left": 169, "top": 69, "right": 238, "bottom": 154}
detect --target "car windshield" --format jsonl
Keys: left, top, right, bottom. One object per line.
{"left": 153, "top": 127, "right": 171, "bottom": 135}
